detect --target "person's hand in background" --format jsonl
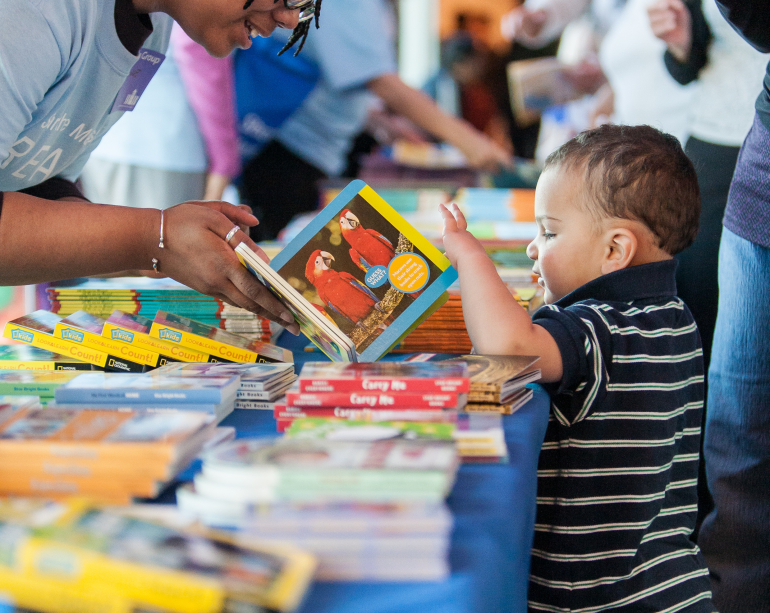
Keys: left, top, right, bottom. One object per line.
{"left": 501, "top": 7, "right": 549, "bottom": 42}
{"left": 647, "top": 0, "right": 692, "bottom": 62}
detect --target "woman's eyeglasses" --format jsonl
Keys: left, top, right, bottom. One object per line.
{"left": 284, "top": 0, "right": 316, "bottom": 23}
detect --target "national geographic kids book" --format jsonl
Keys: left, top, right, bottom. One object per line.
{"left": 235, "top": 180, "right": 457, "bottom": 362}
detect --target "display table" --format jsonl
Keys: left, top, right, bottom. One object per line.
{"left": 216, "top": 334, "right": 550, "bottom": 613}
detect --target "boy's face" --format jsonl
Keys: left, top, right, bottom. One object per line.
{"left": 526, "top": 166, "right": 607, "bottom": 304}
{"left": 170, "top": 0, "right": 300, "bottom": 58}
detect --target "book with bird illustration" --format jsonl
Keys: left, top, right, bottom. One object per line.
{"left": 235, "top": 180, "right": 457, "bottom": 362}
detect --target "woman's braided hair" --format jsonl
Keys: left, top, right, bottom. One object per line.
{"left": 241, "top": 0, "right": 322, "bottom": 56}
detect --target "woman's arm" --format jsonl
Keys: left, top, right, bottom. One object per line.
{"left": 648, "top": 0, "right": 711, "bottom": 85}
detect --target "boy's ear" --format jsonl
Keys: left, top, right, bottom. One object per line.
{"left": 601, "top": 227, "right": 637, "bottom": 274}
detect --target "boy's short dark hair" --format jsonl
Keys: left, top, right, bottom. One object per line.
{"left": 543, "top": 124, "right": 700, "bottom": 255}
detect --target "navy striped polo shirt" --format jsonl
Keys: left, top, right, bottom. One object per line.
{"left": 529, "top": 260, "right": 714, "bottom": 613}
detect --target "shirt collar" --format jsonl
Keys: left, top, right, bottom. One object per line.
{"left": 114, "top": 0, "right": 154, "bottom": 56}
{"left": 552, "top": 259, "right": 678, "bottom": 309}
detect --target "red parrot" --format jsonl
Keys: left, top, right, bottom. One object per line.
{"left": 305, "top": 250, "right": 379, "bottom": 325}
{"left": 339, "top": 209, "right": 395, "bottom": 272}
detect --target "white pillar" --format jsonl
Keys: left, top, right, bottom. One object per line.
{"left": 398, "top": 0, "right": 440, "bottom": 89}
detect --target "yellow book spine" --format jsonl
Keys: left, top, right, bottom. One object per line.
{"left": 0, "top": 361, "right": 56, "bottom": 371}
{"left": 54, "top": 324, "right": 159, "bottom": 367}
{"left": 150, "top": 323, "right": 259, "bottom": 363}
{"left": 102, "top": 322, "right": 211, "bottom": 363}
{"left": 12, "top": 537, "right": 226, "bottom": 613}
{"left": 3, "top": 323, "right": 108, "bottom": 368}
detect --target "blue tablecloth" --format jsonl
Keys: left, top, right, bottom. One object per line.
{"left": 218, "top": 333, "right": 551, "bottom": 613}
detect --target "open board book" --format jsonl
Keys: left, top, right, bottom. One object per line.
{"left": 236, "top": 180, "right": 458, "bottom": 362}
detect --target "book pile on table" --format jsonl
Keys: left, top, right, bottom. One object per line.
{"left": 47, "top": 277, "right": 278, "bottom": 343}
{"left": 0, "top": 498, "right": 315, "bottom": 612}
{"left": 53, "top": 371, "right": 241, "bottom": 423}
{"left": 177, "top": 436, "right": 458, "bottom": 581}
{"left": 154, "top": 361, "right": 297, "bottom": 410}
{"left": 0, "top": 345, "right": 92, "bottom": 371}
{"left": 444, "top": 355, "right": 541, "bottom": 414}
{"left": 0, "top": 403, "right": 232, "bottom": 503}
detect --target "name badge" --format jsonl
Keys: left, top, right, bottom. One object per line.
{"left": 111, "top": 48, "right": 165, "bottom": 113}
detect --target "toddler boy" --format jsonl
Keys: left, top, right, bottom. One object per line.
{"left": 441, "top": 125, "right": 714, "bottom": 612}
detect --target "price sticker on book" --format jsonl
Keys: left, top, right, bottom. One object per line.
{"left": 388, "top": 253, "right": 430, "bottom": 293}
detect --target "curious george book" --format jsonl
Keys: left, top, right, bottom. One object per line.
{"left": 235, "top": 180, "right": 457, "bottom": 362}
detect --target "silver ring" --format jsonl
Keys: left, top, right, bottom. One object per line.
{"left": 225, "top": 225, "right": 240, "bottom": 243}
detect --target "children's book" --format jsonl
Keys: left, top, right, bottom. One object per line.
{"left": 0, "top": 345, "right": 92, "bottom": 371}
{"left": 443, "top": 354, "right": 541, "bottom": 403}
{"left": 285, "top": 388, "right": 466, "bottom": 410}
{"left": 54, "top": 372, "right": 239, "bottom": 406}
{"left": 103, "top": 310, "right": 214, "bottom": 363}
{"left": 151, "top": 311, "right": 293, "bottom": 364}
{"left": 154, "top": 361, "right": 295, "bottom": 390}
{"left": 3, "top": 310, "right": 111, "bottom": 370}
{"left": 0, "top": 369, "right": 83, "bottom": 400}
{"left": 0, "top": 500, "right": 316, "bottom": 613}
{"left": 234, "top": 180, "right": 458, "bottom": 362}
{"left": 54, "top": 310, "right": 160, "bottom": 371}
{"left": 297, "top": 361, "right": 469, "bottom": 393}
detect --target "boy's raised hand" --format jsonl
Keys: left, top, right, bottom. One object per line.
{"left": 439, "top": 202, "right": 485, "bottom": 270}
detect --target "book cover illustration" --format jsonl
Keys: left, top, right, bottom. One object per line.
{"left": 155, "top": 361, "right": 295, "bottom": 390}
{"left": 236, "top": 180, "right": 458, "bottom": 362}
{"left": 443, "top": 354, "right": 541, "bottom": 402}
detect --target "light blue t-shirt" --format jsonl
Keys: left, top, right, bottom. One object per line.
{"left": 87, "top": 41, "right": 208, "bottom": 173}
{"left": 0, "top": 0, "right": 172, "bottom": 191}
{"left": 265, "top": 0, "right": 396, "bottom": 176}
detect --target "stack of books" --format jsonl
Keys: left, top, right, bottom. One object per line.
{"left": 177, "top": 437, "right": 459, "bottom": 581}
{"left": 0, "top": 499, "right": 316, "bottom": 612}
{"left": 444, "top": 355, "right": 541, "bottom": 414}
{"left": 277, "top": 361, "right": 469, "bottom": 432}
{"left": 0, "top": 405, "right": 231, "bottom": 503}
{"left": 47, "top": 277, "right": 277, "bottom": 343}
{"left": 0, "top": 369, "right": 83, "bottom": 405}
{"left": 54, "top": 372, "right": 240, "bottom": 423}
{"left": 0, "top": 345, "right": 92, "bottom": 371}
{"left": 153, "top": 361, "right": 297, "bottom": 410}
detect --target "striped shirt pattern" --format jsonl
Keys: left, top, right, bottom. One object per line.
{"left": 530, "top": 261, "right": 714, "bottom": 612}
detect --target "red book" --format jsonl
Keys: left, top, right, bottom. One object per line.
{"left": 273, "top": 405, "right": 456, "bottom": 422}
{"left": 298, "top": 362, "right": 469, "bottom": 393}
{"left": 284, "top": 390, "right": 465, "bottom": 410}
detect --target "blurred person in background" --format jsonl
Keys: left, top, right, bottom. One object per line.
{"left": 648, "top": 0, "right": 767, "bottom": 539}
{"left": 224, "top": 0, "right": 514, "bottom": 240}
{"left": 502, "top": 0, "right": 695, "bottom": 144}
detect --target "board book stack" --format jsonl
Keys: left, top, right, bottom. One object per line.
{"left": 0, "top": 345, "right": 92, "bottom": 371}
{"left": 0, "top": 499, "right": 316, "bottom": 612}
{"left": 150, "top": 311, "right": 293, "bottom": 365}
{"left": 47, "top": 276, "right": 277, "bottom": 343}
{"left": 154, "top": 361, "right": 297, "bottom": 410}
{"left": 0, "top": 370, "right": 83, "bottom": 404}
{"left": 0, "top": 405, "right": 231, "bottom": 503}
{"left": 3, "top": 310, "right": 115, "bottom": 371}
{"left": 177, "top": 436, "right": 458, "bottom": 580}
{"left": 103, "top": 310, "right": 216, "bottom": 364}
{"left": 54, "top": 372, "right": 240, "bottom": 423}
{"left": 234, "top": 180, "right": 458, "bottom": 362}
{"left": 53, "top": 310, "right": 163, "bottom": 372}
{"left": 444, "top": 354, "right": 541, "bottom": 414}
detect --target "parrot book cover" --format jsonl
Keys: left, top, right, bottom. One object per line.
{"left": 235, "top": 180, "right": 458, "bottom": 362}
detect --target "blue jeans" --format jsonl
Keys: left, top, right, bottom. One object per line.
{"left": 698, "top": 228, "right": 770, "bottom": 612}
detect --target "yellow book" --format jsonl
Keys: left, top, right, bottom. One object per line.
{"left": 0, "top": 345, "right": 92, "bottom": 371}
{"left": 151, "top": 311, "right": 293, "bottom": 364}
{"left": 102, "top": 310, "right": 214, "bottom": 364}
{"left": 0, "top": 500, "right": 316, "bottom": 613}
{"left": 53, "top": 311, "right": 160, "bottom": 371}
{"left": 3, "top": 311, "right": 109, "bottom": 369}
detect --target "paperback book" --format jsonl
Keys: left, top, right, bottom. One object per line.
{"left": 0, "top": 370, "right": 83, "bottom": 401}
{"left": 234, "top": 180, "right": 458, "bottom": 362}
{"left": 297, "top": 360, "right": 469, "bottom": 393}
{"left": 443, "top": 354, "right": 541, "bottom": 403}
{"left": 155, "top": 361, "right": 295, "bottom": 390}
{"left": 285, "top": 388, "right": 466, "bottom": 410}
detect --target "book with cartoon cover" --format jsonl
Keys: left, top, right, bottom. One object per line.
{"left": 235, "top": 180, "right": 457, "bottom": 362}
{"left": 0, "top": 345, "right": 92, "bottom": 371}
